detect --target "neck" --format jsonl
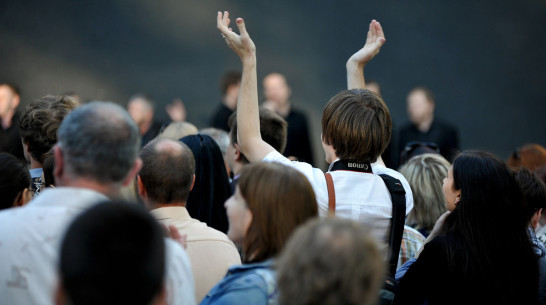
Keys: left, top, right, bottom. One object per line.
{"left": 139, "top": 120, "right": 152, "bottom": 135}
{"left": 29, "top": 158, "right": 42, "bottom": 170}
{"left": 153, "top": 202, "right": 186, "bottom": 209}
{"left": 417, "top": 116, "right": 434, "bottom": 132}
{"left": 57, "top": 176, "right": 120, "bottom": 199}
{"left": 231, "top": 161, "right": 244, "bottom": 177}
{"left": 277, "top": 100, "right": 291, "bottom": 117}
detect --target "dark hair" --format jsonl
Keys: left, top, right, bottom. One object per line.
{"left": 238, "top": 162, "right": 318, "bottom": 263}
{"left": 19, "top": 95, "right": 78, "bottom": 164}
{"left": 57, "top": 101, "right": 140, "bottom": 184}
{"left": 514, "top": 167, "right": 546, "bottom": 223}
{"left": 277, "top": 218, "right": 384, "bottom": 305}
{"left": 507, "top": 143, "right": 546, "bottom": 171}
{"left": 322, "top": 89, "right": 391, "bottom": 162}
{"left": 0, "top": 153, "right": 30, "bottom": 210}
{"left": 441, "top": 151, "right": 537, "bottom": 291}
{"left": 60, "top": 201, "right": 165, "bottom": 305}
{"left": 0, "top": 82, "right": 21, "bottom": 96}
{"left": 219, "top": 71, "right": 242, "bottom": 96}
{"left": 41, "top": 148, "right": 55, "bottom": 187}
{"left": 228, "top": 107, "right": 288, "bottom": 163}
{"left": 140, "top": 138, "right": 195, "bottom": 204}
{"left": 408, "top": 86, "right": 435, "bottom": 104}
{"left": 181, "top": 134, "right": 231, "bottom": 233}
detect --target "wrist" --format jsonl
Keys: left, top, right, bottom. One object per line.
{"left": 241, "top": 54, "right": 256, "bottom": 66}
{"left": 346, "top": 57, "right": 365, "bottom": 70}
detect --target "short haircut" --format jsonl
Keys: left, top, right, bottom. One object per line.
{"left": 219, "top": 70, "right": 242, "bottom": 96}
{"left": 277, "top": 217, "right": 385, "bottom": 305}
{"left": 0, "top": 82, "right": 21, "bottom": 96}
{"left": 238, "top": 162, "right": 318, "bottom": 263}
{"left": 322, "top": 89, "right": 391, "bottom": 163}
{"left": 228, "top": 107, "right": 288, "bottom": 163}
{"left": 399, "top": 153, "right": 450, "bottom": 234}
{"left": 0, "top": 153, "right": 30, "bottom": 210}
{"left": 140, "top": 138, "right": 196, "bottom": 204}
{"left": 408, "top": 86, "right": 435, "bottom": 104}
{"left": 157, "top": 121, "right": 198, "bottom": 141}
{"left": 515, "top": 167, "right": 546, "bottom": 223}
{"left": 57, "top": 101, "right": 140, "bottom": 184}
{"left": 60, "top": 201, "right": 165, "bottom": 305}
{"left": 19, "top": 95, "right": 78, "bottom": 164}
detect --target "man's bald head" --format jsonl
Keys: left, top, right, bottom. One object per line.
{"left": 139, "top": 138, "right": 195, "bottom": 205}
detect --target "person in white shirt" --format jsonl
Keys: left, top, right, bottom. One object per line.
{"left": 138, "top": 138, "right": 241, "bottom": 302}
{"left": 0, "top": 101, "right": 195, "bottom": 305}
{"left": 217, "top": 12, "right": 413, "bottom": 245}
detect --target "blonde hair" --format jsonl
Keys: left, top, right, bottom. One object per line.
{"left": 157, "top": 122, "right": 198, "bottom": 141}
{"left": 399, "top": 153, "right": 450, "bottom": 234}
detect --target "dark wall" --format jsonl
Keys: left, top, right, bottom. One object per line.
{"left": 2, "top": 0, "right": 545, "bottom": 167}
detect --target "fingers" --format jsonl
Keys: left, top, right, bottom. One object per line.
{"left": 217, "top": 11, "right": 231, "bottom": 35}
{"left": 236, "top": 17, "right": 248, "bottom": 36}
{"left": 374, "top": 20, "right": 386, "bottom": 43}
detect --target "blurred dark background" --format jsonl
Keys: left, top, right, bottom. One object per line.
{"left": 1, "top": 0, "right": 545, "bottom": 168}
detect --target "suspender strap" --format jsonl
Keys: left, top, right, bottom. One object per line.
{"left": 325, "top": 172, "right": 336, "bottom": 216}
{"left": 379, "top": 174, "right": 407, "bottom": 277}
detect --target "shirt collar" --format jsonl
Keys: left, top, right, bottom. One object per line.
{"left": 150, "top": 206, "right": 192, "bottom": 221}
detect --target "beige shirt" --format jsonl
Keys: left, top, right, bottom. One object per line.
{"left": 151, "top": 206, "right": 241, "bottom": 302}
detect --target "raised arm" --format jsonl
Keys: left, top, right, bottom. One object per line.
{"left": 346, "top": 20, "right": 386, "bottom": 90}
{"left": 217, "top": 11, "right": 274, "bottom": 162}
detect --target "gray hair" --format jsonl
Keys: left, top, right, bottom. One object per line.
{"left": 199, "top": 128, "right": 230, "bottom": 156}
{"left": 57, "top": 101, "right": 140, "bottom": 183}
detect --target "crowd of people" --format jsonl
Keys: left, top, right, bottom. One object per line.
{"left": 0, "top": 11, "right": 545, "bottom": 305}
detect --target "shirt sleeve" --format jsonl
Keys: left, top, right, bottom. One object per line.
{"left": 165, "top": 238, "right": 197, "bottom": 305}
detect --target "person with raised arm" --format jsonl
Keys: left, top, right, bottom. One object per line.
{"left": 217, "top": 11, "right": 412, "bottom": 247}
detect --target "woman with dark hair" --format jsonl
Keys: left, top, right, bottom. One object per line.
{"left": 0, "top": 152, "right": 32, "bottom": 209}
{"left": 395, "top": 151, "right": 539, "bottom": 305}
{"left": 180, "top": 134, "right": 232, "bottom": 233}
{"left": 200, "top": 162, "right": 318, "bottom": 304}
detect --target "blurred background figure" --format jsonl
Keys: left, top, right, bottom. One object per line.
{"left": 398, "top": 86, "right": 459, "bottom": 164}
{"left": 127, "top": 94, "right": 164, "bottom": 147}
{"left": 0, "top": 83, "right": 24, "bottom": 161}
{"left": 262, "top": 72, "right": 313, "bottom": 164}
{"left": 157, "top": 121, "right": 198, "bottom": 141}
{"left": 210, "top": 70, "right": 241, "bottom": 132}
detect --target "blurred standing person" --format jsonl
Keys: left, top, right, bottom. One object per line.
{"left": 262, "top": 73, "right": 314, "bottom": 164}
{"left": 0, "top": 83, "right": 24, "bottom": 160}
{"left": 210, "top": 71, "right": 241, "bottom": 132}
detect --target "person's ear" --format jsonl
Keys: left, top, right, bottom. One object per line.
{"left": 189, "top": 174, "right": 196, "bottom": 192}
{"left": 122, "top": 158, "right": 142, "bottom": 187}
{"left": 137, "top": 175, "right": 147, "bottom": 199}
{"left": 454, "top": 190, "right": 462, "bottom": 206}
{"left": 14, "top": 188, "right": 33, "bottom": 207}
{"left": 53, "top": 145, "right": 64, "bottom": 182}
{"left": 234, "top": 143, "right": 242, "bottom": 161}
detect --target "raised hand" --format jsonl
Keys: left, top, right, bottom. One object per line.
{"left": 347, "top": 20, "right": 386, "bottom": 67}
{"left": 217, "top": 11, "right": 256, "bottom": 63}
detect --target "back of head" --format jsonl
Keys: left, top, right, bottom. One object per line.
{"left": 228, "top": 107, "right": 288, "bottom": 162}
{"left": 0, "top": 152, "right": 30, "bottom": 210}
{"left": 277, "top": 217, "right": 385, "bottom": 305}
{"left": 238, "top": 162, "right": 318, "bottom": 263}
{"left": 140, "top": 138, "right": 195, "bottom": 205}
{"left": 399, "top": 153, "right": 450, "bottom": 233}
{"left": 59, "top": 201, "right": 165, "bottom": 305}
{"left": 157, "top": 122, "right": 198, "bottom": 141}
{"left": 514, "top": 167, "right": 546, "bottom": 224}
{"left": 19, "top": 95, "right": 78, "bottom": 164}
{"left": 199, "top": 128, "right": 230, "bottom": 156}
{"left": 322, "top": 89, "right": 391, "bottom": 163}
{"left": 57, "top": 101, "right": 140, "bottom": 184}
{"left": 507, "top": 143, "right": 546, "bottom": 171}
{"left": 180, "top": 134, "right": 231, "bottom": 232}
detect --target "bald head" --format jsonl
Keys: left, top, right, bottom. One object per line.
{"left": 139, "top": 138, "right": 195, "bottom": 205}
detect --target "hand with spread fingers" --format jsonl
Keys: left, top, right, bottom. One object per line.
{"left": 217, "top": 11, "right": 256, "bottom": 63}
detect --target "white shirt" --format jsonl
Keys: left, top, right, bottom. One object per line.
{"left": 263, "top": 151, "right": 413, "bottom": 244}
{"left": 0, "top": 187, "right": 196, "bottom": 305}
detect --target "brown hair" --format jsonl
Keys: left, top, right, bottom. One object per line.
{"left": 507, "top": 144, "right": 546, "bottom": 171}
{"left": 219, "top": 70, "right": 242, "bottom": 96}
{"left": 238, "top": 162, "right": 318, "bottom": 263}
{"left": 322, "top": 89, "right": 391, "bottom": 162}
{"left": 277, "top": 217, "right": 385, "bottom": 305}
{"left": 139, "top": 138, "right": 195, "bottom": 204}
{"left": 228, "top": 106, "right": 288, "bottom": 162}
{"left": 19, "top": 95, "right": 78, "bottom": 164}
